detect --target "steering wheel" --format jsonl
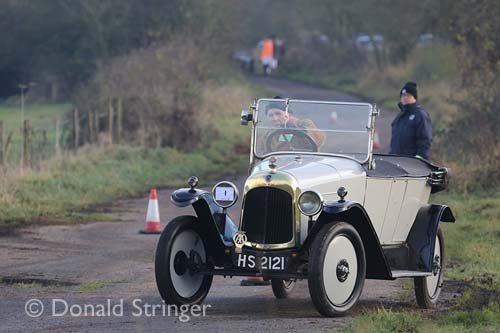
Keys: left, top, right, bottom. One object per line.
{"left": 265, "top": 128, "right": 318, "bottom": 153}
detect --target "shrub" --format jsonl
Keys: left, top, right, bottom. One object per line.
{"left": 71, "top": 36, "right": 213, "bottom": 151}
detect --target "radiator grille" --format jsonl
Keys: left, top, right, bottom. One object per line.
{"left": 241, "top": 187, "right": 293, "bottom": 244}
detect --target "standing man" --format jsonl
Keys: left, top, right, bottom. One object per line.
{"left": 390, "top": 82, "right": 432, "bottom": 160}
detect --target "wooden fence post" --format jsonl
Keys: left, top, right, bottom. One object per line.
{"left": 23, "top": 119, "right": 31, "bottom": 169}
{"left": 55, "top": 119, "right": 61, "bottom": 156}
{"left": 108, "top": 97, "right": 114, "bottom": 145}
{"left": 4, "top": 132, "right": 12, "bottom": 165}
{"left": 73, "top": 108, "right": 79, "bottom": 150}
{"left": 41, "top": 129, "right": 48, "bottom": 162}
{"left": 88, "top": 111, "right": 94, "bottom": 144}
{"left": 94, "top": 110, "right": 99, "bottom": 143}
{"left": 117, "top": 97, "right": 123, "bottom": 144}
{"left": 0, "top": 121, "right": 3, "bottom": 167}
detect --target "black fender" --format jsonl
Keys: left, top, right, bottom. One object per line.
{"left": 171, "top": 189, "right": 230, "bottom": 266}
{"left": 171, "top": 188, "right": 208, "bottom": 207}
{"left": 301, "top": 200, "right": 392, "bottom": 280}
{"left": 406, "top": 204, "right": 455, "bottom": 272}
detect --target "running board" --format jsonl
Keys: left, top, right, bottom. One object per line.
{"left": 391, "top": 270, "right": 432, "bottom": 278}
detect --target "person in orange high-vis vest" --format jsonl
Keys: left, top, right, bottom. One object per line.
{"left": 260, "top": 36, "right": 277, "bottom": 75}
{"left": 260, "top": 38, "right": 274, "bottom": 60}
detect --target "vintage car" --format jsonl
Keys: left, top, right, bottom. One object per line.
{"left": 154, "top": 98, "right": 455, "bottom": 316}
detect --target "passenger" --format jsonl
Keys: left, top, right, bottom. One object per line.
{"left": 390, "top": 82, "right": 432, "bottom": 160}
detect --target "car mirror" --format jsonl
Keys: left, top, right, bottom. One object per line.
{"left": 241, "top": 110, "right": 253, "bottom": 126}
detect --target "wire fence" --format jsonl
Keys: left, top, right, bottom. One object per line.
{"left": 0, "top": 106, "right": 123, "bottom": 172}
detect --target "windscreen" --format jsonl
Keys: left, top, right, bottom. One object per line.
{"left": 255, "top": 99, "right": 372, "bottom": 162}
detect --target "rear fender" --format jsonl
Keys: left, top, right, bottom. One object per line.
{"left": 301, "top": 200, "right": 392, "bottom": 279}
{"left": 406, "top": 204, "right": 455, "bottom": 272}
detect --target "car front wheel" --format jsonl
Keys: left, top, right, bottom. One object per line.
{"left": 155, "top": 215, "right": 213, "bottom": 306}
{"left": 414, "top": 228, "right": 444, "bottom": 308}
{"left": 308, "top": 222, "right": 366, "bottom": 316}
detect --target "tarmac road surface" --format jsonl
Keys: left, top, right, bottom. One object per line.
{"left": 1, "top": 77, "right": 433, "bottom": 332}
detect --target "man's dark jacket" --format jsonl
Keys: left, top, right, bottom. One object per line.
{"left": 390, "top": 102, "right": 432, "bottom": 159}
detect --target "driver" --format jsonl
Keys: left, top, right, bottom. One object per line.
{"left": 265, "top": 98, "right": 326, "bottom": 148}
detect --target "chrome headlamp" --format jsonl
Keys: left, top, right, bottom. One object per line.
{"left": 212, "top": 181, "right": 239, "bottom": 208}
{"left": 298, "top": 190, "right": 324, "bottom": 216}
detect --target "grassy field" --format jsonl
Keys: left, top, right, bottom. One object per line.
{"left": 0, "top": 102, "right": 72, "bottom": 168}
{"left": 0, "top": 102, "right": 71, "bottom": 129}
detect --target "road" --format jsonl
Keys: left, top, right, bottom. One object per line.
{"left": 1, "top": 77, "right": 421, "bottom": 332}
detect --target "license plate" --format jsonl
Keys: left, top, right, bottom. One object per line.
{"left": 236, "top": 253, "right": 285, "bottom": 271}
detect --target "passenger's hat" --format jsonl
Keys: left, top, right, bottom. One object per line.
{"left": 400, "top": 82, "right": 418, "bottom": 100}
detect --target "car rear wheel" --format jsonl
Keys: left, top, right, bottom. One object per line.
{"left": 308, "top": 222, "right": 366, "bottom": 316}
{"left": 414, "top": 228, "right": 444, "bottom": 308}
{"left": 155, "top": 215, "right": 213, "bottom": 306}
{"left": 271, "top": 279, "right": 296, "bottom": 299}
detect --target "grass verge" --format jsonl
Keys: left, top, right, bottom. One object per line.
{"left": 342, "top": 302, "right": 500, "bottom": 333}
{"left": 0, "top": 142, "right": 248, "bottom": 230}
{"left": 437, "top": 191, "right": 500, "bottom": 290}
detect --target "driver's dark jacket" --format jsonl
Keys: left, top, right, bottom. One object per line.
{"left": 390, "top": 102, "right": 432, "bottom": 159}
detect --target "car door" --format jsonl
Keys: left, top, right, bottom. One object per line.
{"left": 391, "top": 178, "right": 430, "bottom": 242}
{"left": 363, "top": 178, "right": 405, "bottom": 245}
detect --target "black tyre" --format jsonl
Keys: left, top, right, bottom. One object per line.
{"left": 308, "top": 222, "right": 366, "bottom": 316}
{"left": 414, "top": 228, "right": 445, "bottom": 308}
{"left": 271, "top": 279, "right": 296, "bottom": 299}
{"left": 155, "top": 215, "right": 213, "bottom": 306}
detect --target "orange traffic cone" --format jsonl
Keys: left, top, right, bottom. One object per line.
{"left": 373, "top": 129, "right": 381, "bottom": 149}
{"left": 240, "top": 276, "right": 271, "bottom": 286}
{"left": 140, "top": 188, "right": 161, "bottom": 234}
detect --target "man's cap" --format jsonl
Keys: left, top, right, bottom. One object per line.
{"left": 265, "top": 96, "right": 288, "bottom": 114}
{"left": 400, "top": 82, "right": 417, "bottom": 100}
